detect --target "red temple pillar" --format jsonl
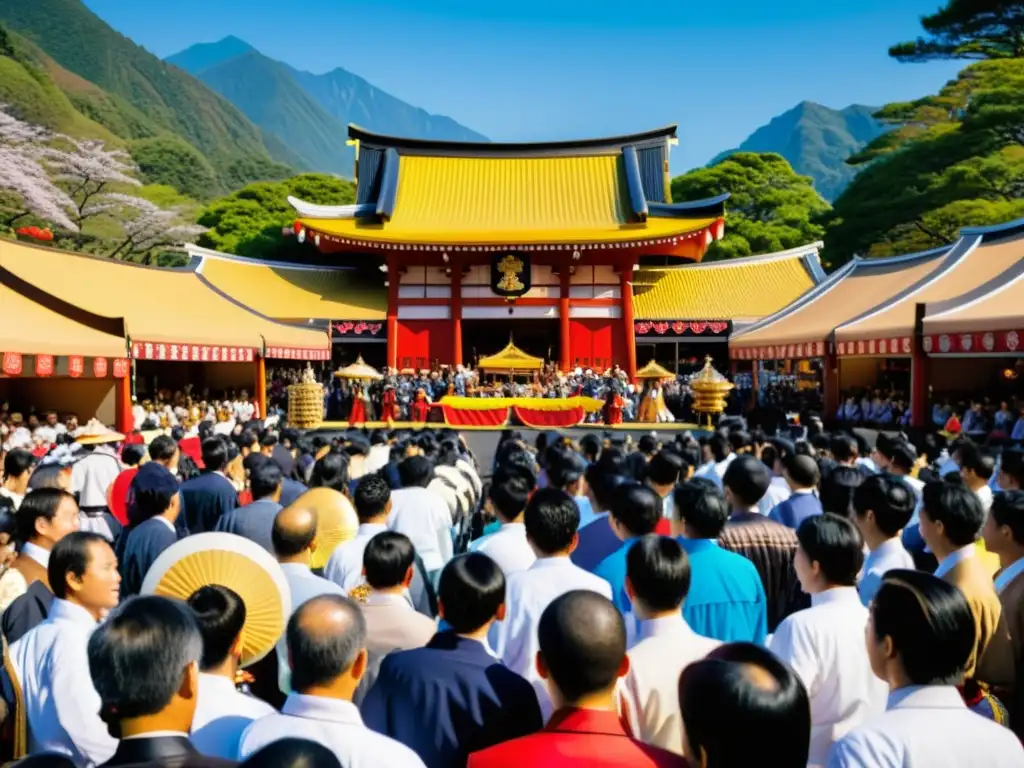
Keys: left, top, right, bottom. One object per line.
{"left": 255, "top": 356, "right": 267, "bottom": 420}
{"left": 386, "top": 259, "right": 399, "bottom": 370}
{"left": 620, "top": 264, "right": 637, "bottom": 382}
{"left": 451, "top": 259, "right": 463, "bottom": 367}
{"left": 115, "top": 366, "right": 133, "bottom": 433}
{"left": 559, "top": 267, "right": 571, "bottom": 372}
{"left": 911, "top": 303, "right": 929, "bottom": 428}
{"left": 823, "top": 345, "right": 839, "bottom": 420}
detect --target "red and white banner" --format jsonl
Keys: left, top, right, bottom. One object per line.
{"left": 112, "top": 358, "right": 130, "bottom": 378}
{"left": 635, "top": 320, "right": 730, "bottom": 336}
{"left": 68, "top": 356, "right": 84, "bottom": 378}
{"left": 835, "top": 337, "right": 914, "bottom": 358}
{"left": 132, "top": 342, "right": 258, "bottom": 363}
{"left": 93, "top": 357, "right": 108, "bottom": 377}
{"left": 730, "top": 341, "right": 827, "bottom": 361}
{"left": 2, "top": 352, "right": 23, "bottom": 376}
{"left": 264, "top": 347, "right": 332, "bottom": 361}
{"left": 923, "top": 330, "right": 1023, "bottom": 356}
{"left": 35, "top": 355, "right": 54, "bottom": 377}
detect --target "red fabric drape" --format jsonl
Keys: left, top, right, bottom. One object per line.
{"left": 440, "top": 405, "right": 510, "bottom": 427}
{"left": 512, "top": 405, "right": 585, "bottom": 428}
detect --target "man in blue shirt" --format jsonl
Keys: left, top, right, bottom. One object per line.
{"left": 593, "top": 483, "right": 663, "bottom": 614}
{"left": 571, "top": 462, "right": 631, "bottom": 573}
{"left": 672, "top": 478, "right": 768, "bottom": 644}
{"left": 545, "top": 447, "right": 596, "bottom": 528}
{"left": 769, "top": 454, "right": 823, "bottom": 529}
{"left": 853, "top": 475, "right": 917, "bottom": 606}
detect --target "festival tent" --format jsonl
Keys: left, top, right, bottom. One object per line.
{"left": 477, "top": 342, "right": 545, "bottom": 372}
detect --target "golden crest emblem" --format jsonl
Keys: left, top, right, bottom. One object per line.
{"left": 496, "top": 254, "right": 525, "bottom": 292}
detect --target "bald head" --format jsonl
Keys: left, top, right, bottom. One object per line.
{"left": 273, "top": 506, "right": 318, "bottom": 559}
{"left": 286, "top": 595, "right": 366, "bottom": 693}
{"left": 538, "top": 591, "right": 626, "bottom": 702}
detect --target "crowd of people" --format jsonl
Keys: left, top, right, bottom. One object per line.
{"left": 2, "top": 404, "right": 1024, "bottom": 765}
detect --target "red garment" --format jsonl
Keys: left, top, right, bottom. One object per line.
{"left": 467, "top": 708, "right": 688, "bottom": 768}
{"left": 945, "top": 415, "right": 962, "bottom": 434}
{"left": 603, "top": 395, "right": 624, "bottom": 425}
{"left": 107, "top": 467, "right": 139, "bottom": 526}
{"left": 237, "top": 489, "right": 253, "bottom": 506}
{"left": 178, "top": 437, "right": 204, "bottom": 469}
{"left": 654, "top": 518, "right": 672, "bottom": 537}
{"left": 382, "top": 389, "right": 400, "bottom": 421}
{"left": 411, "top": 398, "right": 430, "bottom": 423}
{"left": 349, "top": 398, "right": 367, "bottom": 425}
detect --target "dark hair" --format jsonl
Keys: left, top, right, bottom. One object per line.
{"left": 677, "top": 442, "right": 702, "bottom": 474}
{"left": 830, "top": 434, "right": 858, "bottom": 464}
{"left": 990, "top": 490, "right": 1024, "bottom": 546}
{"left": 250, "top": 459, "right": 283, "bottom": 500}
{"left": 523, "top": 488, "right": 580, "bottom": 555}
{"left": 48, "top": 531, "right": 110, "bottom": 600}
{"left": 1001, "top": 450, "right": 1024, "bottom": 489}
{"left": 3, "top": 448, "right": 35, "bottom": 480}
{"left": 853, "top": 475, "right": 915, "bottom": 536}
{"left": 351, "top": 474, "right": 390, "bottom": 522}
{"left": 626, "top": 535, "right": 691, "bottom": 612}
{"left": 609, "top": 482, "right": 662, "bottom": 537}
{"left": 88, "top": 596, "right": 203, "bottom": 728}
{"left": 783, "top": 454, "right": 820, "bottom": 489}
{"left": 240, "top": 738, "right": 342, "bottom": 768}
{"left": 585, "top": 461, "right": 628, "bottom": 512}
{"left": 872, "top": 570, "right": 976, "bottom": 685}
{"left": 120, "top": 445, "right": 147, "bottom": 467}
{"left": 796, "top": 513, "right": 864, "bottom": 586}
{"left": 708, "top": 433, "right": 731, "bottom": 463}
{"left": 438, "top": 553, "right": 506, "bottom": 633}
{"left": 679, "top": 643, "right": 810, "bottom": 767}
{"left": 363, "top": 532, "right": 415, "bottom": 589}
{"left": 488, "top": 474, "right": 531, "bottom": 522}
{"left": 638, "top": 434, "right": 659, "bottom": 455}
{"left": 921, "top": 481, "right": 984, "bottom": 547}
{"left": 0, "top": 497, "right": 16, "bottom": 539}
{"left": 397, "top": 455, "right": 434, "bottom": 488}
{"left": 579, "top": 434, "right": 602, "bottom": 463}
{"left": 493, "top": 451, "right": 538, "bottom": 490}
{"left": 960, "top": 443, "right": 996, "bottom": 481}
{"left": 721, "top": 455, "right": 771, "bottom": 508}
{"left": 673, "top": 479, "right": 730, "bottom": 538}
{"left": 287, "top": 595, "right": 367, "bottom": 693}
{"left": 819, "top": 466, "right": 863, "bottom": 518}
{"left": 272, "top": 507, "right": 317, "bottom": 558}
{"left": 308, "top": 451, "right": 349, "bottom": 493}
{"left": 201, "top": 437, "right": 228, "bottom": 473}
{"left": 148, "top": 435, "right": 178, "bottom": 463}
{"left": 16, "top": 487, "right": 75, "bottom": 544}
{"left": 646, "top": 451, "right": 683, "bottom": 487}
{"left": 187, "top": 585, "right": 246, "bottom": 670}
{"left": 888, "top": 441, "right": 919, "bottom": 473}
{"left": 546, "top": 451, "right": 586, "bottom": 490}
{"left": 538, "top": 591, "right": 625, "bottom": 702}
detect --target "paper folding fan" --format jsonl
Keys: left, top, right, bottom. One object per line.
{"left": 293, "top": 487, "right": 360, "bottom": 571}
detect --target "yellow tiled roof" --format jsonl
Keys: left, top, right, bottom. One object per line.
{"left": 633, "top": 252, "right": 818, "bottom": 320}
{"left": 200, "top": 257, "right": 386, "bottom": 321}
{"left": 301, "top": 154, "right": 716, "bottom": 245}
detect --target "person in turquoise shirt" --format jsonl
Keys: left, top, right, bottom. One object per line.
{"left": 671, "top": 478, "right": 768, "bottom": 644}
{"left": 594, "top": 482, "right": 663, "bottom": 613}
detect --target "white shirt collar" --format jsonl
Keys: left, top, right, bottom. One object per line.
{"left": 636, "top": 614, "right": 691, "bottom": 643}
{"left": 869, "top": 537, "right": 907, "bottom": 560}
{"left": 365, "top": 591, "right": 414, "bottom": 608}
{"left": 887, "top": 685, "right": 966, "bottom": 712}
{"left": 810, "top": 586, "right": 861, "bottom": 607}
{"left": 529, "top": 555, "right": 572, "bottom": 570}
{"left": 154, "top": 516, "right": 175, "bottom": 533}
{"left": 935, "top": 544, "right": 976, "bottom": 579}
{"left": 22, "top": 541, "right": 51, "bottom": 569}
{"left": 49, "top": 598, "right": 98, "bottom": 629}
{"left": 280, "top": 562, "right": 315, "bottom": 577}
{"left": 198, "top": 672, "right": 239, "bottom": 695}
{"left": 357, "top": 522, "right": 388, "bottom": 537}
{"left": 122, "top": 731, "right": 190, "bottom": 741}
{"left": 791, "top": 487, "right": 816, "bottom": 495}
{"left": 281, "top": 693, "right": 363, "bottom": 725}
{"left": 995, "top": 556, "right": 1024, "bottom": 594}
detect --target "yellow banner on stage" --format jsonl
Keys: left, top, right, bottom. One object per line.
{"left": 438, "top": 396, "right": 604, "bottom": 414}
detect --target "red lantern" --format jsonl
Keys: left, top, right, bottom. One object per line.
{"left": 2, "top": 352, "right": 23, "bottom": 376}
{"left": 93, "top": 357, "right": 108, "bottom": 377}
{"left": 35, "top": 354, "right": 54, "bottom": 377}
{"left": 68, "top": 355, "right": 85, "bottom": 378}
{"left": 112, "top": 358, "right": 129, "bottom": 378}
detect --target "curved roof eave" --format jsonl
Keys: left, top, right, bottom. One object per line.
{"left": 287, "top": 197, "right": 377, "bottom": 220}
{"left": 648, "top": 194, "right": 730, "bottom": 218}
{"left": 347, "top": 124, "right": 678, "bottom": 156}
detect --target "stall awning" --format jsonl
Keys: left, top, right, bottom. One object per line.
{"left": 478, "top": 342, "right": 544, "bottom": 371}
{"left": 729, "top": 246, "right": 949, "bottom": 360}
{"left": 0, "top": 241, "right": 329, "bottom": 360}
{"left": 834, "top": 230, "right": 1022, "bottom": 355}
{"left": 634, "top": 243, "right": 823, "bottom": 321}
{"left": 193, "top": 248, "right": 386, "bottom": 321}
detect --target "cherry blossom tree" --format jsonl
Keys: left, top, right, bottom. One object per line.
{"left": 102, "top": 193, "right": 206, "bottom": 262}
{"left": 0, "top": 107, "right": 77, "bottom": 230}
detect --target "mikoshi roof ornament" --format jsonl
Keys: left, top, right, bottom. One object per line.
{"left": 72, "top": 419, "right": 126, "bottom": 445}
{"left": 141, "top": 532, "right": 292, "bottom": 667}
{"left": 334, "top": 355, "right": 384, "bottom": 380}
{"left": 635, "top": 360, "right": 675, "bottom": 380}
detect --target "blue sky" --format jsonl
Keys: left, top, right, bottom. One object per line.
{"left": 84, "top": 0, "right": 963, "bottom": 173}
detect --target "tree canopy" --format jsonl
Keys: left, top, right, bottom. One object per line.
{"left": 890, "top": 0, "right": 1024, "bottom": 62}
{"left": 196, "top": 173, "right": 355, "bottom": 261}
{"left": 826, "top": 59, "right": 1024, "bottom": 263}
{"left": 670, "top": 152, "right": 830, "bottom": 262}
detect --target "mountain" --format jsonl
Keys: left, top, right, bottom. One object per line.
{"left": 711, "top": 102, "right": 887, "bottom": 202}
{"left": 0, "top": 0, "right": 293, "bottom": 195}
{"left": 167, "top": 37, "right": 487, "bottom": 175}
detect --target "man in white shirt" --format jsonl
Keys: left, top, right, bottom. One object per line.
{"left": 188, "top": 585, "right": 276, "bottom": 759}
{"left": 469, "top": 474, "right": 536, "bottom": 576}
{"left": 325, "top": 474, "right": 393, "bottom": 591}
{"left": 273, "top": 504, "right": 347, "bottom": 694}
{"left": 960, "top": 443, "right": 996, "bottom": 514}
{"left": 693, "top": 433, "right": 734, "bottom": 490}
{"left": 618, "top": 535, "right": 719, "bottom": 755}
{"left": 11, "top": 531, "right": 121, "bottom": 765}
{"left": 239, "top": 594, "right": 426, "bottom": 766}
{"left": 0, "top": 447, "right": 33, "bottom": 511}
{"left": 386, "top": 456, "right": 453, "bottom": 586}
{"left": 493, "top": 488, "right": 612, "bottom": 717}
{"left": 852, "top": 476, "right": 916, "bottom": 606}
{"left": 769, "top": 514, "right": 887, "bottom": 767}
{"left": 828, "top": 570, "right": 1024, "bottom": 767}
{"left": 643, "top": 451, "right": 683, "bottom": 522}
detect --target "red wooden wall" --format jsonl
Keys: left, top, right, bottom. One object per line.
{"left": 396, "top": 320, "right": 453, "bottom": 370}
